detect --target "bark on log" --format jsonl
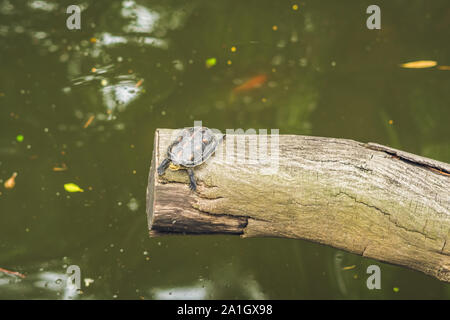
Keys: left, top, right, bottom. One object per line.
{"left": 146, "top": 129, "right": 450, "bottom": 282}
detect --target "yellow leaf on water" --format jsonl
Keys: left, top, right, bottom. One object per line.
{"left": 437, "top": 65, "right": 450, "bottom": 70}
{"left": 4, "top": 172, "right": 18, "bottom": 189}
{"left": 342, "top": 265, "right": 356, "bottom": 271}
{"left": 399, "top": 60, "right": 437, "bottom": 69}
{"left": 64, "top": 183, "right": 84, "bottom": 193}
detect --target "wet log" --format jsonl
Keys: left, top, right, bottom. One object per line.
{"left": 146, "top": 129, "right": 450, "bottom": 282}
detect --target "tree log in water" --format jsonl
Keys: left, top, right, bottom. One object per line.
{"left": 146, "top": 129, "right": 450, "bottom": 282}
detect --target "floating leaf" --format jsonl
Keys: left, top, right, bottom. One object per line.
{"left": 53, "top": 163, "right": 68, "bottom": 172}
{"left": 4, "top": 172, "right": 18, "bottom": 189}
{"left": 83, "top": 115, "right": 95, "bottom": 129}
{"left": 135, "top": 79, "right": 144, "bottom": 87}
{"left": 342, "top": 265, "right": 356, "bottom": 271}
{"left": 84, "top": 278, "right": 94, "bottom": 287}
{"left": 437, "top": 65, "right": 450, "bottom": 70}
{"left": 64, "top": 183, "right": 84, "bottom": 193}
{"left": 0, "top": 267, "right": 26, "bottom": 279}
{"left": 205, "top": 57, "right": 217, "bottom": 68}
{"left": 233, "top": 74, "right": 267, "bottom": 93}
{"left": 399, "top": 60, "right": 437, "bottom": 69}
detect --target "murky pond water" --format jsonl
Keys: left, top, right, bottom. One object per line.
{"left": 0, "top": 0, "right": 449, "bottom": 299}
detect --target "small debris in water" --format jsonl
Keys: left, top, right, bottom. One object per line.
{"left": 0, "top": 267, "right": 26, "bottom": 279}
{"left": 16, "top": 134, "right": 24, "bottom": 142}
{"left": 342, "top": 265, "right": 356, "bottom": 271}
{"left": 83, "top": 115, "right": 95, "bottom": 128}
{"left": 64, "top": 183, "right": 84, "bottom": 193}
{"left": 205, "top": 57, "right": 217, "bottom": 68}
{"left": 53, "top": 163, "right": 68, "bottom": 172}
{"left": 4, "top": 172, "right": 18, "bottom": 189}
{"left": 399, "top": 60, "right": 437, "bottom": 69}
{"left": 135, "top": 79, "right": 144, "bottom": 87}
{"left": 127, "top": 198, "right": 139, "bottom": 211}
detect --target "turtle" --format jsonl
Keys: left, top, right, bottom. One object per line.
{"left": 157, "top": 127, "right": 224, "bottom": 191}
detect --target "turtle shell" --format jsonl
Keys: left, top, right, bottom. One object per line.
{"left": 167, "top": 127, "right": 220, "bottom": 167}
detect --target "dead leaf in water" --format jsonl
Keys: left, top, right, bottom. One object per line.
{"left": 0, "top": 267, "right": 26, "bottom": 279}
{"left": 135, "top": 79, "right": 144, "bottom": 87}
{"left": 53, "top": 163, "right": 68, "bottom": 172}
{"left": 233, "top": 74, "right": 268, "bottom": 93}
{"left": 437, "top": 65, "right": 450, "bottom": 70}
{"left": 342, "top": 265, "right": 356, "bottom": 271}
{"left": 83, "top": 115, "right": 95, "bottom": 128}
{"left": 4, "top": 172, "right": 17, "bottom": 189}
{"left": 399, "top": 60, "right": 437, "bottom": 69}
{"left": 64, "top": 183, "right": 84, "bottom": 193}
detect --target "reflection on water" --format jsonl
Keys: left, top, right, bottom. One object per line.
{"left": 0, "top": 270, "right": 81, "bottom": 300}
{"left": 0, "top": 0, "right": 449, "bottom": 299}
{"left": 332, "top": 252, "right": 348, "bottom": 297}
{"left": 151, "top": 272, "right": 266, "bottom": 300}
{"left": 152, "top": 285, "right": 207, "bottom": 300}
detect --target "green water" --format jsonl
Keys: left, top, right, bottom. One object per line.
{"left": 0, "top": 0, "right": 449, "bottom": 299}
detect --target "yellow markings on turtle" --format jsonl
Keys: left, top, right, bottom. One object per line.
{"left": 169, "top": 163, "right": 181, "bottom": 171}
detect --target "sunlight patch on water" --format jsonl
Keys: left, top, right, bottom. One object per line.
{"left": 28, "top": 0, "right": 58, "bottom": 12}
{"left": 152, "top": 286, "right": 207, "bottom": 300}
{"left": 121, "top": 0, "right": 160, "bottom": 33}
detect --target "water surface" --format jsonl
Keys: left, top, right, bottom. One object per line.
{"left": 0, "top": 0, "right": 449, "bottom": 299}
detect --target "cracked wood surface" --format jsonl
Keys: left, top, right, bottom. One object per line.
{"left": 146, "top": 129, "right": 450, "bottom": 282}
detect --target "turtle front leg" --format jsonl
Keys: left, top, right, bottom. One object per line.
{"left": 157, "top": 158, "right": 171, "bottom": 176}
{"left": 187, "top": 168, "right": 197, "bottom": 191}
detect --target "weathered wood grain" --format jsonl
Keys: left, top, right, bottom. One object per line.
{"left": 146, "top": 129, "right": 450, "bottom": 282}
